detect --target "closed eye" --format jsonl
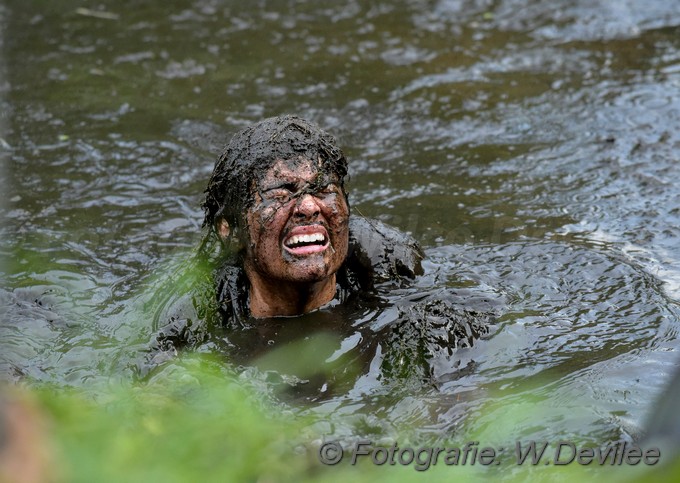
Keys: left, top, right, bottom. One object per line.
{"left": 284, "top": 183, "right": 299, "bottom": 192}
{"left": 262, "top": 183, "right": 298, "bottom": 203}
{"left": 264, "top": 182, "right": 298, "bottom": 194}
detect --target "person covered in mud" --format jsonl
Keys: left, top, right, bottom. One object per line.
{"left": 201, "top": 114, "right": 424, "bottom": 320}
{"left": 145, "top": 115, "right": 492, "bottom": 388}
{"left": 146, "top": 116, "right": 423, "bottom": 361}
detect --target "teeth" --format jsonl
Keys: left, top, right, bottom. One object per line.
{"left": 285, "top": 232, "right": 326, "bottom": 247}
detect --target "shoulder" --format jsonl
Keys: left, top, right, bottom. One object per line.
{"left": 344, "top": 216, "right": 424, "bottom": 288}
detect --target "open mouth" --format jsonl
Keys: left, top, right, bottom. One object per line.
{"left": 283, "top": 226, "right": 329, "bottom": 255}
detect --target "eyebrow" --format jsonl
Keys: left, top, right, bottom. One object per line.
{"left": 260, "top": 180, "right": 299, "bottom": 192}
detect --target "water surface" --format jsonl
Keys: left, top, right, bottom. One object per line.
{"left": 2, "top": 0, "right": 680, "bottom": 472}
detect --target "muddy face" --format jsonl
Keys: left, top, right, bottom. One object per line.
{"left": 243, "top": 157, "right": 349, "bottom": 284}
{"left": 203, "top": 115, "right": 348, "bottom": 238}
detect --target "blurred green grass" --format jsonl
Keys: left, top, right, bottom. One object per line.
{"left": 3, "top": 251, "right": 672, "bottom": 482}
{"left": 6, "top": 354, "right": 665, "bottom": 483}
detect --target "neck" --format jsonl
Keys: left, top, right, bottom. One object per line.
{"left": 245, "top": 269, "right": 337, "bottom": 318}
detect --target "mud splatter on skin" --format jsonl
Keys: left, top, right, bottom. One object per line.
{"left": 243, "top": 157, "right": 350, "bottom": 287}
{"left": 202, "top": 115, "right": 349, "bottom": 259}
{"left": 248, "top": 157, "right": 346, "bottom": 251}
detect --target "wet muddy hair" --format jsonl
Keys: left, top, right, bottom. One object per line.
{"left": 202, "top": 115, "right": 349, "bottom": 242}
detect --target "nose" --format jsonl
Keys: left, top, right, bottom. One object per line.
{"left": 293, "top": 193, "right": 321, "bottom": 219}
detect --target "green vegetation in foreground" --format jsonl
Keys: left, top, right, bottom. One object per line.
{"left": 3, "top": 355, "right": 666, "bottom": 483}
{"left": 3, "top": 248, "right": 672, "bottom": 482}
{"left": 3, "top": 247, "right": 673, "bottom": 482}
{"left": 31, "top": 356, "right": 310, "bottom": 483}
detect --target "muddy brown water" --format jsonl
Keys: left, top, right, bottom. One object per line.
{"left": 2, "top": 0, "right": 680, "bottom": 457}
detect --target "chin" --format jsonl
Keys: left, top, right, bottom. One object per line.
{"left": 285, "top": 266, "right": 332, "bottom": 283}
{"left": 282, "top": 257, "right": 337, "bottom": 283}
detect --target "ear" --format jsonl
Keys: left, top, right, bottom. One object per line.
{"left": 217, "top": 219, "right": 230, "bottom": 241}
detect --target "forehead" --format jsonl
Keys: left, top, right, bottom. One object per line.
{"left": 257, "top": 157, "right": 322, "bottom": 187}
